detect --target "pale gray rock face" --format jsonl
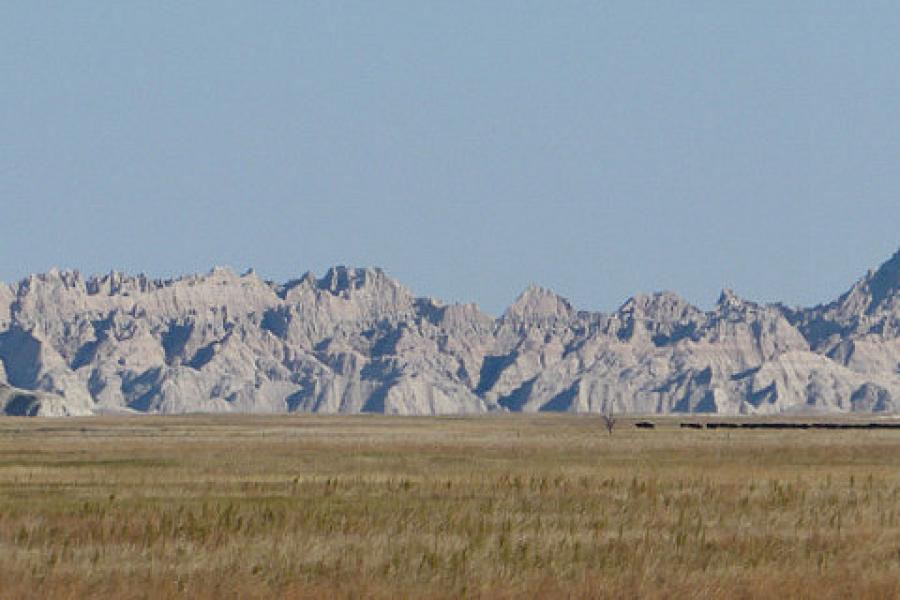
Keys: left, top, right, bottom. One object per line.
{"left": 0, "top": 383, "right": 92, "bottom": 417}
{"left": 0, "top": 250, "right": 897, "bottom": 416}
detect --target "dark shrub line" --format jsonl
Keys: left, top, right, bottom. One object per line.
{"left": 672, "top": 422, "right": 900, "bottom": 430}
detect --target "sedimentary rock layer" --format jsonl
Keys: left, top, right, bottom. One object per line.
{"left": 1, "top": 250, "right": 898, "bottom": 416}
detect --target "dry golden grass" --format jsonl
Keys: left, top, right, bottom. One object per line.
{"left": 0, "top": 414, "right": 898, "bottom": 599}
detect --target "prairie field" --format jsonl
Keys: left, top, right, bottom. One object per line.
{"left": 0, "top": 415, "right": 898, "bottom": 599}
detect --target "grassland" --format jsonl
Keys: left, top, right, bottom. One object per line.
{"left": 0, "top": 415, "right": 898, "bottom": 599}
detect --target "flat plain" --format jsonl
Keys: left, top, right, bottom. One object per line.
{"left": 0, "top": 415, "right": 898, "bottom": 599}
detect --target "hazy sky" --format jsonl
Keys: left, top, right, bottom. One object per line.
{"left": 2, "top": 2, "right": 898, "bottom": 315}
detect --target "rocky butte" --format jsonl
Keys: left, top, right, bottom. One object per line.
{"left": 0, "top": 250, "right": 898, "bottom": 416}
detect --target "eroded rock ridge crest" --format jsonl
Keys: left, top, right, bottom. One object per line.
{"left": 1, "top": 252, "right": 898, "bottom": 416}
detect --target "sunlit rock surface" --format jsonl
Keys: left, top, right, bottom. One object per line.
{"left": 0, "top": 251, "right": 898, "bottom": 416}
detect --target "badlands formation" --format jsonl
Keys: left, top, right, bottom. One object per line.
{"left": 0, "top": 250, "right": 897, "bottom": 416}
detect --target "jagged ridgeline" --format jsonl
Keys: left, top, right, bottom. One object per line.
{"left": 0, "top": 250, "right": 898, "bottom": 416}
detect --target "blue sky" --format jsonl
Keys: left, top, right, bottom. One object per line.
{"left": 2, "top": 2, "right": 898, "bottom": 314}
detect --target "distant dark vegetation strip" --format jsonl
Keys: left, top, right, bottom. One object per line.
{"left": 671, "top": 422, "right": 900, "bottom": 430}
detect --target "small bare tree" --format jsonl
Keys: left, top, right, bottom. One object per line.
{"left": 602, "top": 406, "right": 616, "bottom": 435}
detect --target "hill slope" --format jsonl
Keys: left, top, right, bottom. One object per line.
{"left": 1, "top": 251, "right": 898, "bottom": 415}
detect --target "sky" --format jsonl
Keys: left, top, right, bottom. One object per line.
{"left": 1, "top": 2, "right": 898, "bottom": 315}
